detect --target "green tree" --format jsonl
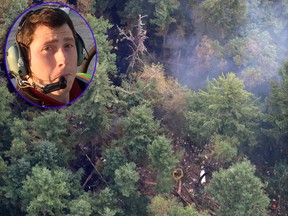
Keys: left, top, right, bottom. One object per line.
{"left": 267, "top": 163, "right": 288, "bottom": 212}
{"left": 31, "top": 110, "right": 68, "bottom": 143}
{"left": 67, "top": 14, "right": 117, "bottom": 141}
{"left": 119, "top": 105, "right": 160, "bottom": 163}
{"left": 226, "top": 31, "right": 277, "bottom": 88}
{"left": 147, "top": 135, "right": 178, "bottom": 193}
{"left": 89, "top": 187, "right": 122, "bottom": 216}
{"left": 121, "top": 193, "right": 149, "bottom": 216}
{"left": 200, "top": 0, "right": 247, "bottom": 38}
{"left": 148, "top": 194, "right": 208, "bottom": 216}
{"left": 114, "top": 162, "right": 139, "bottom": 197}
{"left": 68, "top": 194, "right": 92, "bottom": 216}
{"left": 206, "top": 160, "right": 269, "bottom": 216}
{"left": 116, "top": 73, "right": 158, "bottom": 112}
{"left": 148, "top": 195, "right": 177, "bottom": 216}
{"left": 68, "top": 57, "right": 116, "bottom": 140}
{"left": 85, "top": 14, "right": 116, "bottom": 73}
{"left": 1, "top": 158, "right": 32, "bottom": 215}
{"left": 154, "top": 172, "right": 174, "bottom": 194}
{"left": 21, "top": 166, "right": 71, "bottom": 216}
{"left": 102, "top": 146, "right": 128, "bottom": 179}
{"left": 210, "top": 134, "right": 238, "bottom": 163}
{"left": 148, "top": 0, "right": 179, "bottom": 57}
{"left": 0, "top": 156, "right": 8, "bottom": 214}
{"left": 0, "top": 0, "right": 28, "bottom": 60}
{"left": 141, "top": 64, "right": 191, "bottom": 138}
{"left": 147, "top": 135, "right": 178, "bottom": 172}
{"left": 194, "top": 35, "right": 225, "bottom": 76}
{"left": 186, "top": 73, "right": 261, "bottom": 147}
{"left": 92, "top": 0, "right": 120, "bottom": 17}
{"left": 9, "top": 117, "right": 30, "bottom": 143}
{"left": 0, "top": 81, "right": 13, "bottom": 152}
{"left": 5, "top": 115, "right": 33, "bottom": 162}
{"left": 0, "top": 85, "right": 12, "bottom": 127}
{"left": 31, "top": 140, "right": 68, "bottom": 169}
{"left": 119, "top": 0, "right": 148, "bottom": 24}
{"left": 265, "top": 61, "right": 288, "bottom": 159}
{"left": 0, "top": 156, "right": 7, "bottom": 184}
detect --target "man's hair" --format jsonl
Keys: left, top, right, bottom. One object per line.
{"left": 16, "top": 7, "right": 77, "bottom": 47}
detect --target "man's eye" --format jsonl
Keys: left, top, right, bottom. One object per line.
{"left": 65, "top": 43, "right": 74, "bottom": 48}
{"left": 42, "top": 46, "right": 53, "bottom": 52}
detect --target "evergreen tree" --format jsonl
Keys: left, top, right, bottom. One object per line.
{"left": 121, "top": 192, "right": 149, "bottom": 216}
{"left": 119, "top": 104, "right": 160, "bottom": 163}
{"left": 0, "top": 85, "right": 12, "bottom": 127}
{"left": 206, "top": 160, "right": 269, "bottom": 216}
{"left": 68, "top": 194, "right": 92, "bottom": 216}
{"left": 31, "top": 140, "right": 67, "bottom": 169}
{"left": 147, "top": 135, "right": 178, "bottom": 172}
{"left": 85, "top": 14, "right": 116, "bottom": 73}
{"left": 0, "top": 156, "right": 8, "bottom": 215}
{"left": 265, "top": 62, "right": 288, "bottom": 159}
{"left": 193, "top": 35, "right": 225, "bottom": 78}
{"left": 1, "top": 158, "right": 32, "bottom": 215}
{"left": 92, "top": 0, "right": 117, "bottom": 17}
{"left": 31, "top": 110, "right": 68, "bottom": 144}
{"left": 66, "top": 14, "right": 117, "bottom": 141}
{"left": 102, "top": 146, "right": 128, "bottom": 179}
{"left": 68, "top": 57, "right": 116, "bottom": 140}
{"left": 0, "top": 0, "right": 28, "bottom": 60}
{"left": 267, "top": 163, "right": 288, "bottom": 212}
{"left": 226, "top": 31, "right": 277, "bottom": 88}
{"left": 119, "top": 0, "right": 148, "bottom": 23}
{"left": 186, "top": 73, "right": 261, "bottom": 148}
{"left": 0, "top": 81, "right": 13, "bottom": 152}
{"left": 9, "top": 117, "right": 30, "bottom": 144}
{"left": 21, "top": 166, "right": 82, "bottom": 216}
{"left": 114, "top": 162, "right": 139, "bottom": 197}
{"left": 148, "top": 0, "right": 180, "bottom": 57}
{"left": 148, "top": 195, "right": 177, "bottom": 216}
{"left": 125, "top": 64, "right": 190, "bottom": 139}
{"left": 147, "top": 135, "right": 179, "bottom": 193}
{"left": 89, "top": 187, "right": 122, "bottom": 216}
{"left": 210, "top": 134, "right": 238, "bottom": 164}
{"left": 200, "top": 0, "right": 247, "bottom": 38}
{"left": 5, "top": 138, "right": 28, "bottom": 160}
{"left": 148, "top": 194, "right": 209, "bottom": 216}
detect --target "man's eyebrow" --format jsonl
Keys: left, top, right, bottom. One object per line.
{"left": 42, "top": 37, "right": 75, "bottom": 45}
{"left": 63, "top": 37, "right": 75, "bottom": 42}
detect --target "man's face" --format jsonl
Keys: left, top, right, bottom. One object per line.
{"left": 29, "top": 23, "right": 78, "bottom": 96}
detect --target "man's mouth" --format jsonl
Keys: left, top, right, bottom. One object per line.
{"left": 53, "top": 73, "right": 75, "bottom": 81}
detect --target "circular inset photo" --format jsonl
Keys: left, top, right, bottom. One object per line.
{"left": 4, "top": 2, "right": 97, "bottom": 108}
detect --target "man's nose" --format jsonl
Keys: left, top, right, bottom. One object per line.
{"left": 55, "top": 48, "right": 68, "bottom": 67}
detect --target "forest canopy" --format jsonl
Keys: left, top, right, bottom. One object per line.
{"left": 0, "top": 0, "right": 288, "bottom": 215}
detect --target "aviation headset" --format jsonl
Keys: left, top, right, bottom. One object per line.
{"left": 6, "top": 6, "right": 86, "bottom": 82}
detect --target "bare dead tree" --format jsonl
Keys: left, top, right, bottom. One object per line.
{"left": 117, "top": 14, "right": 148, "bottom": 71}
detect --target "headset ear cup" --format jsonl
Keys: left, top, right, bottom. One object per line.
{"left": 6, "top": 43, "right": 28, "bottom": 79}
{"left": 76, "top": 33, "right": 85, "bottom": 66}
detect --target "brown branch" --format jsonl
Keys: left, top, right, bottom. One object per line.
{"left": 80, "top": 147, "right": 108, "bottom": 187}
{"left": 117, "top": 14, "right": 148, "bottom": 71}
{"left": 82, "top": 167, "right": 95, "bottom": 188}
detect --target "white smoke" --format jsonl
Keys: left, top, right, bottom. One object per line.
{"left": 166, "top": 0, "right": 288, "bottom": 93}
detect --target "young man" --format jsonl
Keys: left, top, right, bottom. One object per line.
{"left": 7, "top": 6, "right": 92, "bottom": 107}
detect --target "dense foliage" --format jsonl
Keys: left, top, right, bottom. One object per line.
{"left": 1, "top": 0, "right": 288, "bottom": 215}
